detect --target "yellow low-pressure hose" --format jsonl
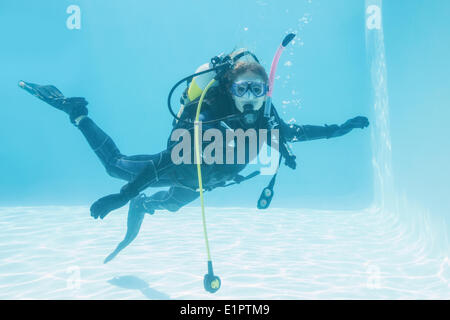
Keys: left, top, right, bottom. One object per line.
{"left": 194, "top": 78, "right": 216, "bottom": 262}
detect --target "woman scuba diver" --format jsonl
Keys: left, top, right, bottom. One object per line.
{"left": 19, "top": 47, "right": 369, "bottom": 265}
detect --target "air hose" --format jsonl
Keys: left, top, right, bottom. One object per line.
{"left": 194, "top": 78, "right": 221, "bottom": 293}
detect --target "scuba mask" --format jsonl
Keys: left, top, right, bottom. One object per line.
{"left": 231, "top": 80, "right": 268, "bottom": 98}
{"left": 231, "top": 79, "right": 267, "bottom": 126}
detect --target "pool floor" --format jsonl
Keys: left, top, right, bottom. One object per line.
{"left": 0, "top": 205, "right": 448, "bottom": 299}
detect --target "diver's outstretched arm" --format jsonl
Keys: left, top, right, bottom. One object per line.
{"left": 279, "top": 116, "right": 369, "bottom": 142}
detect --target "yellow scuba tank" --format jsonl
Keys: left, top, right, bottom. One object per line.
{"left": 177, "top": 62, "right": 219, "bottom": 122}
{"left": 187, "top": 62, "right": 219, "bottom": 102}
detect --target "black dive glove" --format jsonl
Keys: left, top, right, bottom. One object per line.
{"left": 327, "top": 116, "right": 369, "bottom": 138}
{"left": 90, "top": 192, "right": 129, "bottom": 219}
{"left": 90, "top": 184, "right": 138, "bottom": 219}
{"left": 341, "top": 116, "right": 370, "bottom": 130}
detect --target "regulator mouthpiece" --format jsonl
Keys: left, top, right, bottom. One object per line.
{"left": 241, "top": 104, "right": 258, "bottom": 125}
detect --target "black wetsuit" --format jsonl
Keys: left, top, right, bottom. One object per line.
{"left": 77, "top": 86, "right": 355, "bottom": 214}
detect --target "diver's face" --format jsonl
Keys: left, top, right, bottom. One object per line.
{"left": 231, "top": 71, "right": 267, "bottom": 113}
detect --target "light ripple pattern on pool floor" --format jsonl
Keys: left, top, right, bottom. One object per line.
{"left": 0, "top": 205, "right": 448, "bottom": 299}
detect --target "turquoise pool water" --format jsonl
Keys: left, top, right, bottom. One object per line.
{"left": 0, "top": 0, "right": 448, "bottom": 299}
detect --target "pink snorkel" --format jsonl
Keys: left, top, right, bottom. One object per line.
{"left": 264, "top": 33, "right": 296, "bottom": 119}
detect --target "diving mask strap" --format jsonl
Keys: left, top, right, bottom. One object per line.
{"left": 231, "top": 51, "right": 260, "bottom": 64}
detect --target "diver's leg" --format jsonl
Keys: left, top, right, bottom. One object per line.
{"left": 90, "top": 148, "right": 178, "bottom": 219}
{"left": 142, "top": 186, "right": 200, "bottom": 213}
{"left": 103, "top": 194, "right": 147, "bottom": 263}
{"left": 76, "top": 116, "right": 161, "bottom": 181}
{"left": 18, "top": 81, "right": 88, "bottom": 124}
{"left": 18, "top": 81, "right": 163, "bottom": 182}
{"left": 103, "top": 187, "right": 199, "bottom": 263}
